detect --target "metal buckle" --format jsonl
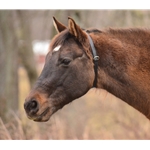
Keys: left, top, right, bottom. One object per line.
{"left": 93, "top": 56, "right": 99, "bottom": 61}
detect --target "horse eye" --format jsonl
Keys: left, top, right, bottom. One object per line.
{"left": 61, "top": 59, "right": 71, "bottom": 65}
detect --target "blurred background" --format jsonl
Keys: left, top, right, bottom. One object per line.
{"left": 0, "top": 10, "right": 150, "bottom": 140}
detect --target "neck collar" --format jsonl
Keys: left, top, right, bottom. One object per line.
{"left": 86, "top": 32, "right": 99, "bottom": 88}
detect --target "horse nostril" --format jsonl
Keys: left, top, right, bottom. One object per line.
{"left": 24, "top": 99, "right": 39, "bottom": 115}
{"left": 30, "top": 100, "right": 38, "bottom": 109}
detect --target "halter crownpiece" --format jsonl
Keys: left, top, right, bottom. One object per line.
{"left": 86, "top": 32, "right": 99, "bottom": 88}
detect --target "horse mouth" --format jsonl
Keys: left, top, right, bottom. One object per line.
{"left": 33, "top": 107, "right": 50, "bottom": 122}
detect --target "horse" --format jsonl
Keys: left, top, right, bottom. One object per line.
{"left": 24, "top": 17, "right": 150, "bottom": 122}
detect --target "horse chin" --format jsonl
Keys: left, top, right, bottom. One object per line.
{"left": 33, "top": 106, "right": 57, "bottom": 122}
{"left": 33, "top": 108, "right": 51, "bottom": 122}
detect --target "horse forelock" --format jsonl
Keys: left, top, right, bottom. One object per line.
{"left": 49, "top": 29, "right": 72, "bottom": 52}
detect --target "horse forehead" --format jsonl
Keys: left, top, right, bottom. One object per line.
{"left": 52, "top": 45, "right": 62, "bottom": 52}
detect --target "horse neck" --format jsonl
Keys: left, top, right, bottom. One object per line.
{"left": 91, "top": 31, "right": 150, "bottom": 119}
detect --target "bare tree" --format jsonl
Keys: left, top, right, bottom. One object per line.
{"left": 16, "top": 10, "right": 38, "bottom": 88}
{"left": 0, "top": 11, "right": 18, "bottom": 121}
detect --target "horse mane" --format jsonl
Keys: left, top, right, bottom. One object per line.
{"left": 107, "top": 28, "right": 150, "bottom": 39}
{"left": 103, "top": 28, "right": 150, "bottom": 49}
{"left": 50, "top": 27, "right": 150, "bottom": 54}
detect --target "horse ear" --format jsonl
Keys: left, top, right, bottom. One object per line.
{"left": 53, "top": 17, "right": 67, "bottom": 33}
{"left": 68, "top": 17, "right": 87, "bottom": 42}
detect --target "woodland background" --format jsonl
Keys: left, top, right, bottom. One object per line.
{"left": 0, "top": 10, "right": 150, "bottom": 139}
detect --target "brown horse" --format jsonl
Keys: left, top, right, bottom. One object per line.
{"left": 24, "top": 17, "right": 150, "bottom": 122}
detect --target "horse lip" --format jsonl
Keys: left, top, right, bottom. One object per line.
{"left": 33, "top": 107, "right": 50, "bottom": 122}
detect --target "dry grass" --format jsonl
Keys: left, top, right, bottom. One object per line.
{"left": 0, "top": 67, "right": 150, "bottom": 140}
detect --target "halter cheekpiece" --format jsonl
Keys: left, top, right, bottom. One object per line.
{"left": 86, "top": 32, "right": 99, "bottom": 88}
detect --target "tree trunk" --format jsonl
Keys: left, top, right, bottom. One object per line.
{"left": 0, "top": 11, "right": 18, "bottom": 121}
{"left": 16, "top": 10, "right": 38, "bottom": 88}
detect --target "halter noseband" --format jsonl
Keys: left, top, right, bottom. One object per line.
{"left": 86, "top": 32, "right": 99, "bottom": 88}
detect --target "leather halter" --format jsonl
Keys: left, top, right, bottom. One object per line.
{"left": 86, "top": 32, "right": 99, "bottom": 88}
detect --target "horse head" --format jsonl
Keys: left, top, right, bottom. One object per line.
{"left": 24, "top": 17, "right": 95, "bottom": 122}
